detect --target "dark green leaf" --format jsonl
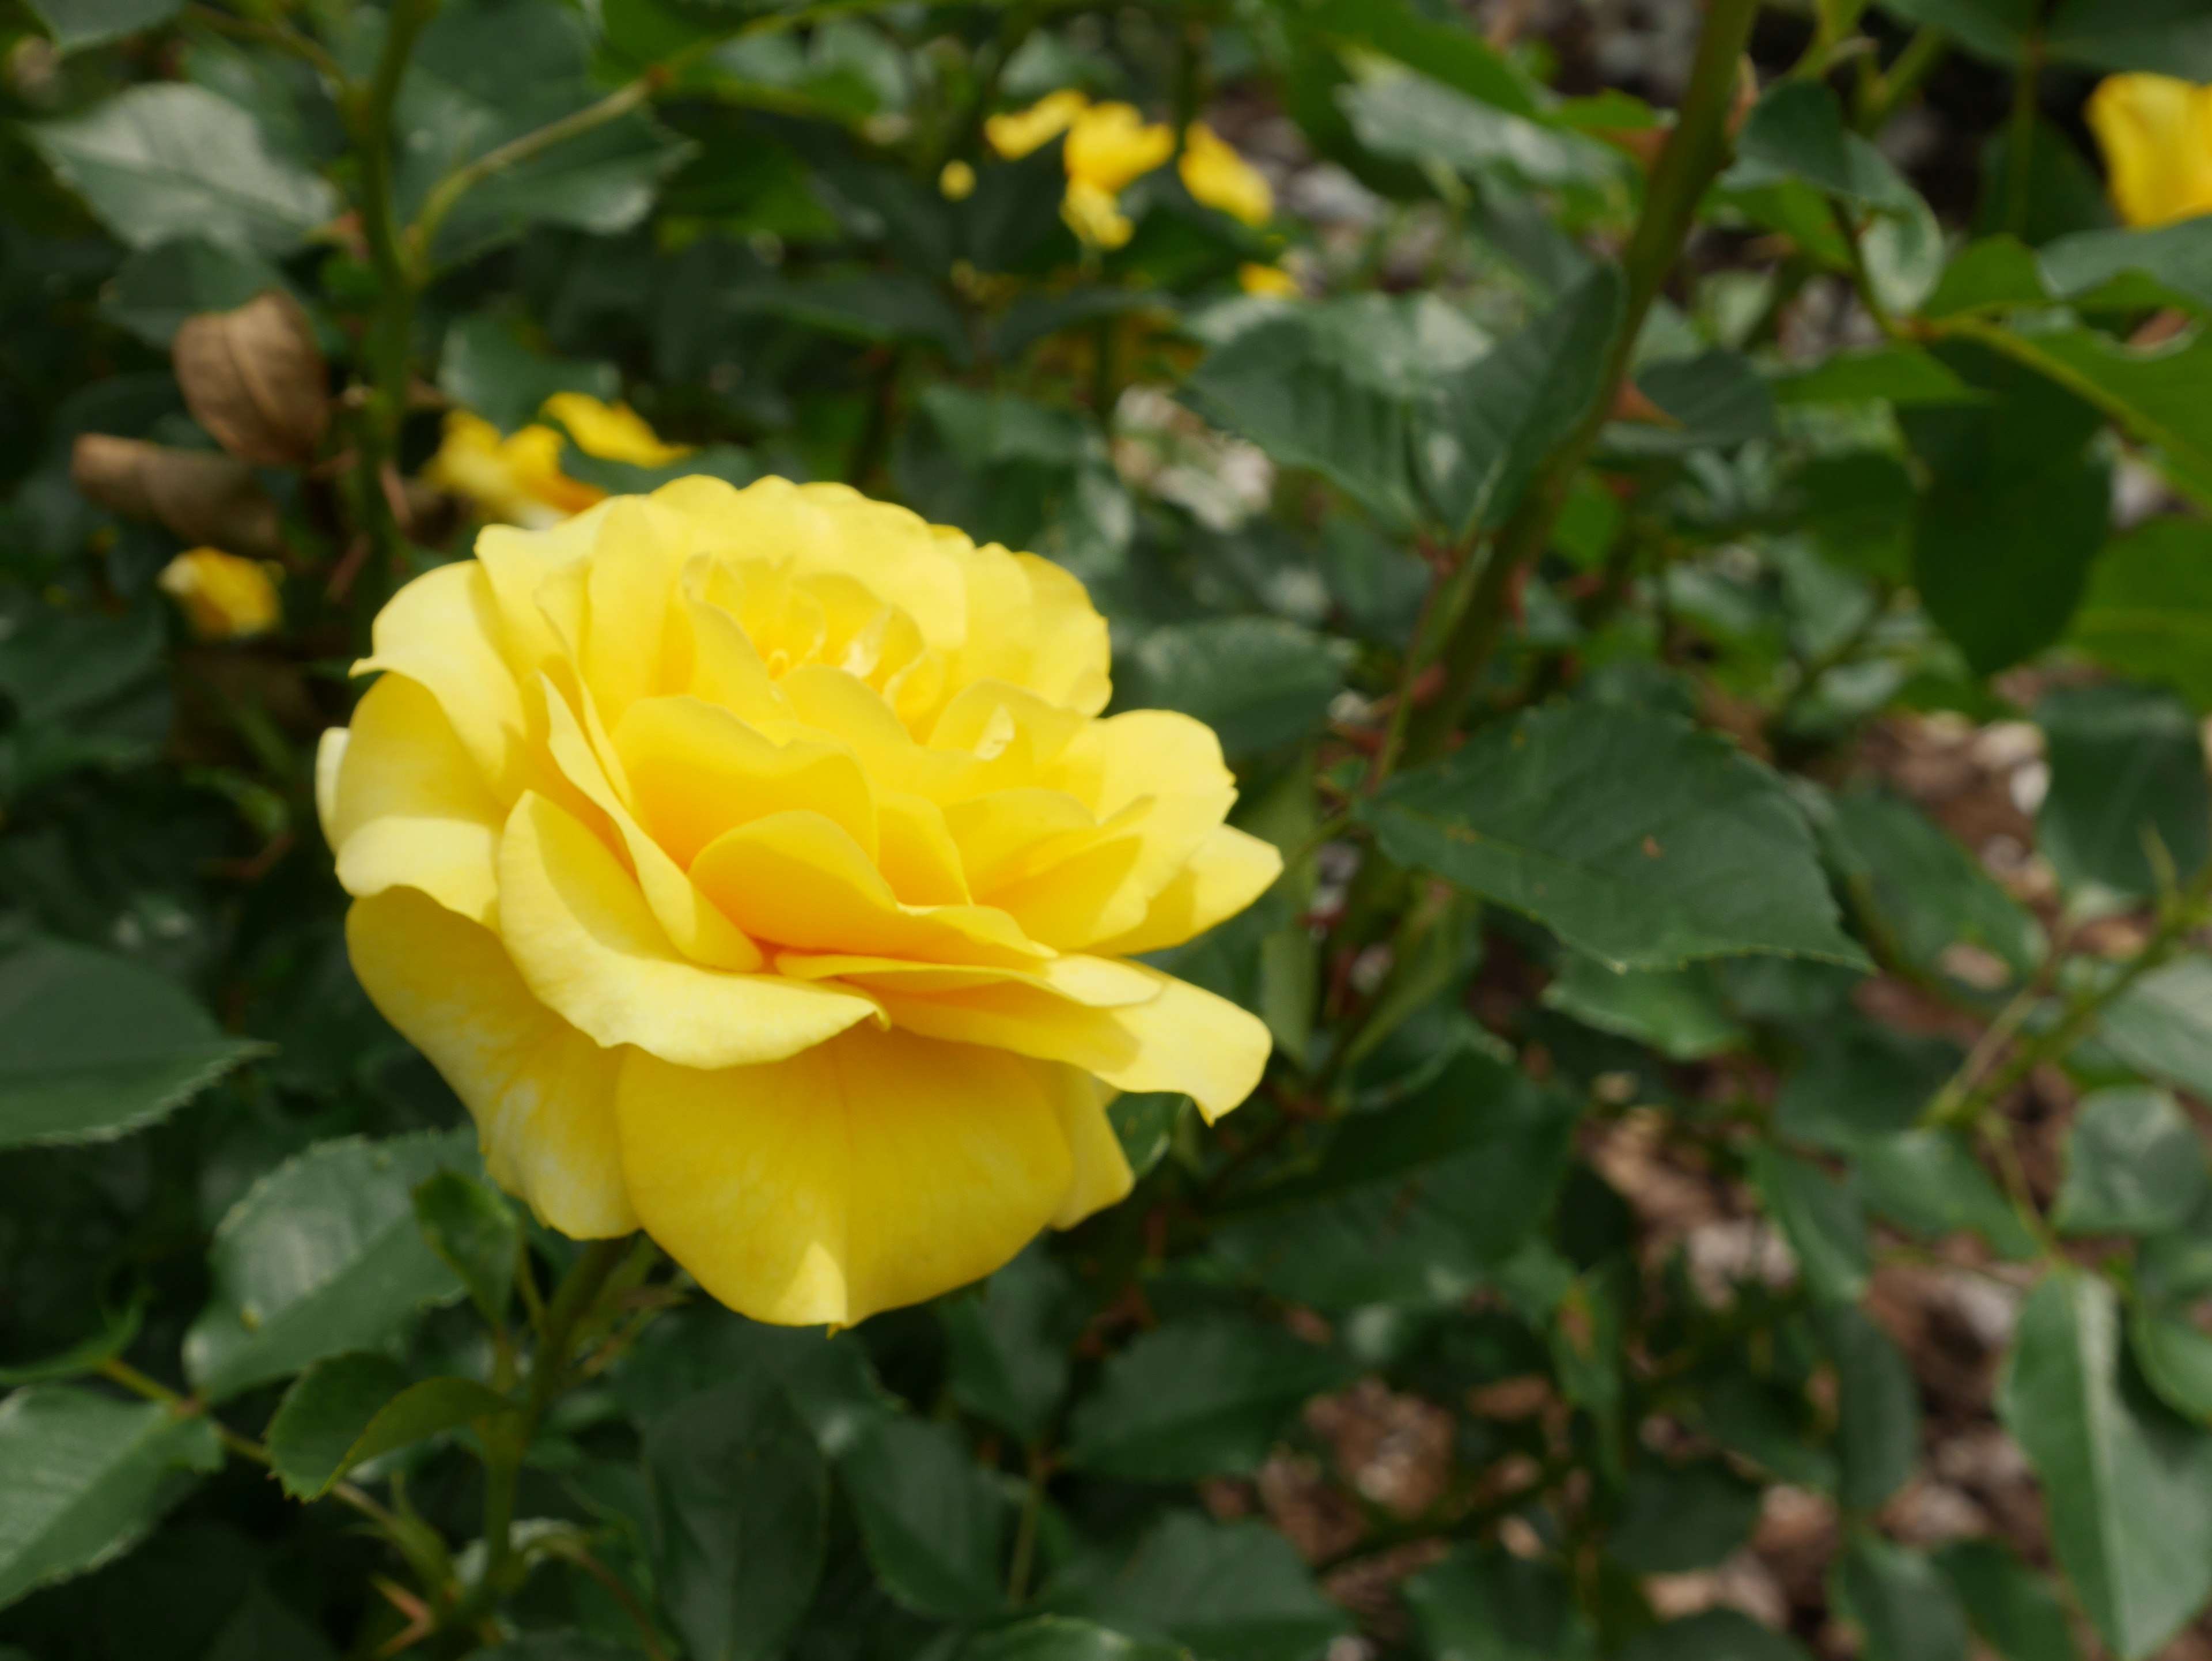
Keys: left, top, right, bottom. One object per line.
{"left": 1771, "top": 346, "right": 1981, "bottom": 407}
{"left": 2038, "top": 682, "right": 2211, "bottom": 903}
{"left": 1607, "top": 1459, "right": 1760, "bottom": 1573}
{"left": 1729, "top": 80, "right": 1921, "bottom": 211}
{"left": 1820, "top": 1306, "right": 1921, "bottom": 1513}
{"left": 1613, "top": 349, "right": 1775, "bottom": 457}
{"left": 31, "top": 85, "right": 336, "bottom": 255}
{"left": 2128, "top": 1300, "right": 2212, "bottom": 1422}
{"left": 410, "top": 1170, "right": 517, "bottom": 1326}
{"left": 1362, "top": 703, "right": 1864, "bottom": 971}
{"left": 184, "top": 1131, "right": 474, "bottom": 1401}
{"left": 266, "top": 1352, "right": 515, "bottom": 1500}
{"left": 836, "top": 1416, "right": 1005, "bottom": 1622}
{"left": 1289, "top": 0, "right": 1540, "bottom": 118}
{"left": 1874, "top": 0, "right": 2032, "bottom": 65}
{"left": 645, "top": 1376, "right": 827, "bottom": 1661}
{"left": 2072, "top": 519, "right": 2212, "bottom": 709}
{"left": 1775, "top": 1022, "right": 1958, "bottom": 1149}
{"left": 940, "top": 1247, "right": 1082, "bottom": 1446}
{"left": 1699, "top": 1373, "right": 1836, "bottom": 1489}
{"left": 1065, "top": 1316, "right": 1350, "bottom": 1482}
{"left": 26, "top": 0, "right": 179, "bottom": 51}
{"left": 1542, "top": 955, "right": 1745, "bottom": 1060}
{"left": 1108, "top": 1093, "right": 1185, "bottom": 1183}
{"left": 438, "top": 315, "right": 618, "bottom": 436}
{"left": 1620, "top": 1610, "right": 1810, "bottom": 1661}
{"left": 1403, "top": 1547, "right": 1593, "bottom": 1661}
{"left": 1749, "top": 1145, "right": 1870, "bottom": 1305}
{"left": 2100, "top": 955, "right": 2212, "bottom": 1100}
{"left": 1048, "top": 1511, "right": 1347, "bottom": 1661}
{"left": 2042, "top": 220, "right": 2212, "bottom": 316}
{"left": 2046, "top": 0, "right": 2212, "bottom": 78}
{"left": 1978, "top": 321, "right": 2212, "bottom": 505}
{"left": 1339, "top": 77, "right": 1620, "bottom": 193}
{"left": 431, "top": 116, "right": 691, "bottom": 266}
{"left": 103, "top": 238, "right": 286, "bottom": 349}
{"left": 1999, "top": 1273, "right": 2212, "bottom": 1659}
{"left": 1935, "top": 1538, "right": 2082, "bottom": 1661}
{"left": 957, "top": 1617, "right": 1184, "bottom": 1661}
{"left": 1825, "top": 788, "right": 2044, "bottom": 990}
{"left": 730, "top": 273, "right": 967, "bottom": 359}
{"left": 1853, "top": 1131, "right": 2039, "bottom": 1259}
{"left": 2055, "top": 1087, "right": 2209, "bottom": 1236}
{"left": 1835, "top": 1535, "right": 1970, "bottom": 1661}
{"left": 0, "top": 936, "right": 262, "bottom": 1152}
{"left": 0, "top": 1386, "right": 223, "bottom": 1609}
{"left": 1122, "top": 619, "right": 1350, "bottom": 760}
{"left": 473, "top": 1639, "right": 642, "bottom": 1661}
{"left": 204, "top": 1582, "right": 339, "bottom": 1661}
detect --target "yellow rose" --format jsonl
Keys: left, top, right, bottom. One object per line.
{"left": 428, "top": 396, "right": 688, "bottom": 528}
{"left": 1064, "top": 102, "right": 1175, "bottom": 196}
{"left": 2086, "top": 73, "right": 2212, "bottom": 227}
{"left": 1061, "top": 177, "right": 1136, "bottom": 250}
{"left": 984, "top": 89, "right": 1089, "bottom": 160}
{"left": 1238, "top": 262, "right": 1300, "bottom": 298}
{"left": 320, "top": 476, "right": 1279, "bottom": 1326}
{"left": 158, "top": 547, "right": 281, "bottom": 640}
{"left": 1181, "top": 123, "right": 1273, "bottom": 226}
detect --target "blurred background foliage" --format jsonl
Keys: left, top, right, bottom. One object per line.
{"left": 13, "top": 0, "right": 2212, "bottom": 1658}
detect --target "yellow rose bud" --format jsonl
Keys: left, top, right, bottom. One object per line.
{"left": 1181, "top": 123, "right": 1274, "bottom": 226}
{"left": 427, "top": 398, "right": 688, "bottom": 527}
{"left": 322, "top": 477, "right": 1279, "bottom": 1326}
{"left": 159, "top": 547, "right": 281, "bottom": 640}
{"left": 1238, "top": 261, "right": 1301, "bottom": 298}
{"left": 939, "top": 158, "right": 978, "bottom": 200}
{"left": 2086, "top": 73, "right": 2212, "bottom": 227}
{"left": 1064, "top": 101, "right": 1175, "bottom": 196}
{"left": 1061, "top": 177, "right": 1136, "bottom": 249}
{"left": 984, "top": 88, "right": 1089, "bottom": 160}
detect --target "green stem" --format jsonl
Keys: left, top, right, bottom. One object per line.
{"left": 2002, "top": 29, "right": 2044, "bottom": 239}
{"left": 1400, "top": 0, "right": 1764, "bottom": 765}
{"left": 184, "top": 3, "right": 351, "bottom": 88}
{"left": 1006, "top": 1446, "right": 1050, "bottom": 1604}
{"left": 1857, "top": 26, "right": 1946, "bottom": 133}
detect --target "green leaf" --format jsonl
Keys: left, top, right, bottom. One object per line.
{"left": 26, "top": 0, "right": 179, "bottom": 52}
{"left": 1874, "top": 0, "right": 2032, "bottom": 66}
{"left": 1065, "top": 1316, "right": 1350, "bottom": 1482}
{"left": 1121, "top": 619, "right": 1351, "bottom": 760}
{"left": 410, "top": 1170, "right": 518, "bottom": 1326}
{"left": 1824, "top": 787, "right": 2044, "bottom": 990}
{"left": 1835, "top": 1535, "right": 1970, "bottom": 1661}
{"left": 1613, "top": 348, "right": 1776, "bottom": 456}
{"left": 1775, "top": 1023, "right": 1957, "bottom": 1149}
{"left": 1700, "top": 1372, "right": 1836, "bottom": 1489}
{"left": 1361, "top": 703, "right": 1864, "bottom": 971}
{"left": 1772, "top": 346, "right": 1981, "bottom": 407}
{"left": 2037, "top": 682, "right": 2211, "bottom": 904}
{"left": 2100, "top": 955, "right": 2212, "bottom": 1099}
{"left": 2046, "top": 0, "right": 2212, "bottom": 78}
{"left": 1049, "top": 1511, "right": 1347, "bottom": 1661}
{"left": 957, "top": 1617, "right": 1185, "bottom": 1661}
{"left": 729, "top": 273, "right": 967, "bottom": 359}
{"left": 1854, "top": 1131, "right": 2039, "bottom": 1259}
{"left": 1971, "top": 321, "right": 2212, "bottom": 507}
{"left": 431, "top": 116, "right": 691, "bottom": 266}
{"left": 438, "top": 315, "right": 618, "bottom": 436}
{"left": 1934, "top": 1538, "right": 2082, "bottom": 1661}
{"left": 940, "top": 1247, "right": 1082, "bottom": 1446}
{"left": 2071, "top": 519, "right": 2212, "bottom": 709}
{"left": 204, "top": 1582, "right": 339, "bottom": 1661}
{"left": 101, "top": 237, "right": 289, "bottom": 350}
{"left": 0, "top": 1386, "right": 223, "bottom": 1610}
{"left": 645, "top": 1376, "right": 827, "bottom": 1661}
{"left": 1340, "top": 75, "right": 1622, "bottom": 194}
{"left": 0, "top": 600, "right": 162, "bottom": 740}
{"left": 31, "top": 85, "right": 336, "bottom": 255}
{"left": 0, "top": 936, "right": 262, "bottom": 1152}
{"left": 1729, "top": 80, "right": 1922, "bottom": 211}
{"left": 2128, "top": 1300, "right": 2212, "bottom": 1422}
{"left": 473, "top": 1639, "right": 642, "bottom": 1661}
{"left": 1902, "top": 342, "right": 2109, "bottom": 676}
{"left": 1621, "top": 1611, "right": 1810, "bottom": 1661}
{"left": 1286, "top": 0, "right": 1541, "bottom": 118}
{"left": 265, "top": 1352, "right": 515, "bottom": 1500}
{"left": 836, "top": 1416, "right": 1005, "bottom": 1622}
{"left": 1108, "top": 1093, "right": 1185, "bottom": 1183}
{"left": 1606, "top": 1459, "right": 1760, "bottom": 1573}
{"left": 1820, "top": 1306, "right": 1922, "bottom": 1513}
{"left": 1415, "top": 265, "right": 1623, "bottom": 535}
{"left": 183, "top": 1131, "right": 475, "bottom": 1401}
{"left": 2000, "top": 1272, "right": 2212, "bottom": 1659}
{"left": 1542, "top": 955, "right": 1745, "bottom": 1060}
{"left": 2042, "top": 220, "right": 2212, "bottom": 316}
{"left": 2054, "top": 1087, "right": 2209, "bottom": 1236}
{"left": 1403, "top": 1547, "right": 1593, "bottom": 1661}
{"left": 1749, "top": 1145, "right": 1870, "bottom": 1305}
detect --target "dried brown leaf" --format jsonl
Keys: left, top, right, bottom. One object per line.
{"left": 71, "top": 434, "right": 284, "bottom": 557}
{"left": 172, "top": 290, "right": 329, "bottom": 466}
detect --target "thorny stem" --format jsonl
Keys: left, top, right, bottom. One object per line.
{"left": 1402, "top": 0, "right": 1764, "bottom": 765}
{"left": 1006, "top": 1444, "right": 1051, "bottom": 1603}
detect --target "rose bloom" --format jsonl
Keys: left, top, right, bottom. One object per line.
{"left": 2086, "top": 73, "right": 2212, "bottom": 227}
{"left": 159, "top": 547, "right": 281, "bottom": 640}
{"left": 429, "top": 393, "right": 692, "bottom": 529}
{"left": 320, "top": 477, "right": 1279, "bottom": 1325}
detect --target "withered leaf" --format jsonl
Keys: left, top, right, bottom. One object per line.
{"left": 71, "top": 434, "right": 284, "bottom": 558}
{"left": 172, "top": 290, "right": 329, "bottom": 467}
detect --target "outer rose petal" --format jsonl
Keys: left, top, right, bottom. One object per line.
{"left": 328, "top": 671, "right": 505, "bottom": 925}
{"left": 616, "top": 1028, "right": 1094, "bottom": 1325}
{"left": 1088, "top": 824, "right": 1285, "bottom": 956}
{"left": 872, "top": 966, "right": 1271, "bottom": 1122}
{"left": 347, "top": 888, "right": 635, "bottom": 1236}
{"left": 497, "top": 791, "right": 881, "bottom": 1068}
{"left": 355, "top": 561, "right": 528, "bottom": 796}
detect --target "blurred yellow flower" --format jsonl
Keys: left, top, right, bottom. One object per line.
{"left": 1182, "top": 123, "right": 1273, "bottom": 226}
{"left": 2086, "top": 73, "right": 2212, "bottom": 226}
{"left": 1238, "top": 262, "right": 1300, "bottom": 298}
{"left": 159, "top": 547, "right": 281, "bottom": 640}
{"left": 427, "top": 395, "right": 688, "bottom": 528}
{"left": 1062, "top": 178, "right": 1136, "bottom": 249}
{"left": 984, "top": 88, "right": 1089, "bottom": 160}
{"left": 1064, "top": 102, "right": 1175, "bottom": 196}
{"left": 321, "top": 476, "right": 1278, "bottom": 1326}
{"left": 939, "top": 158, "right": 977, "bottom": 200}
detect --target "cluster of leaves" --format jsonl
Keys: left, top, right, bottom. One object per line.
{"left": 12, "top": 0, "right": 2212, "bottom": 1658}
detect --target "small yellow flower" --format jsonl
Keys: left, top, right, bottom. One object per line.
{"left": 1064, "top": 102, "right": 1175, "bottom": 196}
{"left": 427, "top": 396, "right": 688, "bottom": 528}
{"left": 159, "top": 548, "right": 281, "bottom": 640}
{"left": 1238, "top": 262, "right": 1300, "bottom": 298}
{"left": 2086, "top": 73, "right": 2212, "bottom": 227}
{"left": 321, "top": 476, "right": 1278, "bottom": 1326}
{"left": 984, "top": 88, "right": 1089, "bottom": 160}
{"left": 1061, "top": 177, "right": 1136, "bottom": 250}
{"left": 1181, "top": 123, "right": 1273, "bottom": 226}
{"left": 938, "top": 159, "right": 977, "bottom": 200}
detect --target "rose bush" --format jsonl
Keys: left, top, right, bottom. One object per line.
{"left": 323, "top": 476, "right": 1275, "bottom": 1323}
